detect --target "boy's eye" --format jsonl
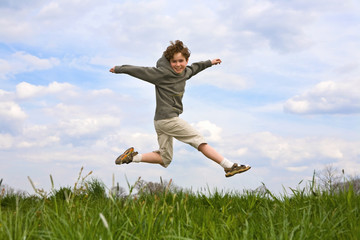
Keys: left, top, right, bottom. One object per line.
{"left": 171, "top": 59, "right": 185, "bottom": 64}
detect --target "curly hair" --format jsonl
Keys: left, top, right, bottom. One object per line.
{"left": 163, "top": 40, "right": 191, "bottom": 61}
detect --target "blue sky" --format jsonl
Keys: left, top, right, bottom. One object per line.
{"left": 1, "top": 0, "right": 360, "bottom": 194}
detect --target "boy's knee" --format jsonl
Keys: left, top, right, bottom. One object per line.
{"left": 154, "top": 150, "right": 172, "bottom": 168}
{"left": 197, "top": 142, "right": 208, "bottom": 151}
{"left": 161, "top": 158, "right": 172, "bottom": 168}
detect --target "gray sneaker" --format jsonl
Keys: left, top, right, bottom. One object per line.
{"left": 115, "top": 147, "right": 138, "bottom": 165}
{"left": 224, "top": 163, "right": 251, "bottom": 177}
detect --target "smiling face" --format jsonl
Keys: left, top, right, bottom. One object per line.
{"left": 170, "top": 52, "right": 189, "bottom": 74}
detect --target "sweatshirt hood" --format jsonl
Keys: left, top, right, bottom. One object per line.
{"left": 156, "top": 54, "right": 181, "bottom": 74}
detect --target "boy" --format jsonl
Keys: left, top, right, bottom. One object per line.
{"left": 110, "top": 40, "right": 250, "bottom": 177}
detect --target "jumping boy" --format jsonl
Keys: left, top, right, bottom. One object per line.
{"left": 109, "top": 40, "right": 250, "bottom": 177}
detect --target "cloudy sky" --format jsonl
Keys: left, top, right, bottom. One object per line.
{"left": 1, "top": 0, "right": 360, "bottom": 195}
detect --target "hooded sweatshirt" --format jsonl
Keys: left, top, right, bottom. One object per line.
{"left": 114, "top": 55, "right": 212, "bottom": 120}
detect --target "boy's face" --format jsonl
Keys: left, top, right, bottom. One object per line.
{"left": 170, "top": 52, "right": 188, "bottom": 74}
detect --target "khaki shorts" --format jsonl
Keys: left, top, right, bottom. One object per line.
{"left": 154, "top": 117, "right": 207, "bottom": 168}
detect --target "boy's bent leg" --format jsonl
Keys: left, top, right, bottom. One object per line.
{"left": 158, "top": 118, "right": 225, "bottom": 165}
{"left": 198, "top": 143, "right": 251, "bottom": 177}
{"left": 198, "top": 143, "right": 223, "bottom": 164}
{"left": 154, "top": 119, "right": 175, "bottom": 168}
{"left": 115, "top": 148, "right": 165, "bottom": 166}
{"left": 141, "top": 151, "right": 164, "bottom": 165}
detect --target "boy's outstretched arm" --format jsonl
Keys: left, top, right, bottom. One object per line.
{"left": 211, "top": 59, "right": 222, "bottom": 65}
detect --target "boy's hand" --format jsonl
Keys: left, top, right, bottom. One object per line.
{"left": 109, "top": 67, "right": 115, "bottom": 73}
{"left": 211, "top": 59, "right": 222, "bottom": 65}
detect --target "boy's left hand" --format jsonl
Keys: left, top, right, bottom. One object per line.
{"left": 211, "top": 59, "right": 222, "bottom": 65}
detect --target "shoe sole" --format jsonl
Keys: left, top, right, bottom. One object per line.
{"left": 115, "top": 147, "right": 134, "bottom": 165}
{"left": 225, "top": 166, "right": 251, "bottom": 178}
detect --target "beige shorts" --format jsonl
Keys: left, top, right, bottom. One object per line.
{"left": 154, "top": 117, "right": 207, "bottom": 168}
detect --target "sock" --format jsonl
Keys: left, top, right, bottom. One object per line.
{"left": 133, "top": 154, "right": 142, "bottom": 163}
{"left": 220, "top": 158, "right": 234, "bottom": 169}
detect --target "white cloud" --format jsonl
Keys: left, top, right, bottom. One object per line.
{"left": 0, "top": 89, "right": 13, "bottom": 100}
{"left": 1, "top": 81, "right": 126, "bottom": 149}
{"left": 0, "top": 10, "right": 33, "bottom": 42}
{"left": 17, "top": 135, "right": 60, "bottom": 148}
{"left": 220, "top": 0, "right": 315, "bottom": 53}
{"left": 0, "top": 101, "right": 27, "bottom": 121}
{"left": 16, "top": 81, "right": 75, "bottom": 99}
{"left": 89, "top": 89, "right": 114, "bottom": 96}
{"left": 192, "top": 120, "right": 223, "bottom": 143}
{"left": 285, "top": 166, "right": 308, "bottom": 172}
{"left": 0, "top": 133, "right": 14, "bottom": 149}
{"left": 0, "top": 59, "right": 11, "bottom": 79}
{"left": 59, "top": 115, "right": 120, "bottom": 137}
{"left": 226, "top": 131, "right": 360, "bottom": 175}
{"left": 284, "top": 80, "right": 360, "bottom": 114}
{"left": 37, "top": 2, "right": 62, "bottom": 18}
{"left": 16, "top": 82, "right": 44, "bottom": 99}
{"left": 0, "top": 52, "right": 60, "bottom": 79}
{"left": 0, "top": 101, "right": 27, "bottom": 133}
{"left": 195, "top": 71, "right": 248, "bottom": 91}
{"left": 14, "top": 51, "right": 59, "bottom": 70}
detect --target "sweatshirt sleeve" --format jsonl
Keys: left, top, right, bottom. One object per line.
{"left": 114, "top": 65, "right": 166, "bottom": 85}
{"left": 187, "top": 60, "right": 212, "bottom": 77}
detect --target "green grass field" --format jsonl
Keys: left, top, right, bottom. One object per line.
{"left": 1, "top": 170, "right": 359, "bottom": 240}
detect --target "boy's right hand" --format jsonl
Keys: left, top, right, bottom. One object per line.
{"left": 109, "top": 67, "right": 115, "bottom": 73}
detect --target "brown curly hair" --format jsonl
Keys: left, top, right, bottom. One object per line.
{"left": 163, "top": 40, "right": 191, "bottom": 61}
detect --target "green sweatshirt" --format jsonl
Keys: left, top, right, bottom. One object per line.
{"left": 114, "top": 55, "right": 212, "bottom": 120}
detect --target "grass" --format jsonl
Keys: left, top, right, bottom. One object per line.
{"left": 1, "top": 170, "right": 359, "bottom": 240}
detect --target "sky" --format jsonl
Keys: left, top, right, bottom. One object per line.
{"left": 1, "top": 0, "right": 360, "bottom": 195}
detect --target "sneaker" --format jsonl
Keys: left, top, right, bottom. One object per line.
{"left": 224, "top": 163, "right": 251, "bottom": 177}
{"left": 115, "top": 147, "right": 138, "bottom": 165}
